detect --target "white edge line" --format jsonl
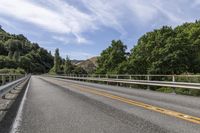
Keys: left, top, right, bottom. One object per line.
{"left": 10, "top": 78, "right": 31, "bottom": 133}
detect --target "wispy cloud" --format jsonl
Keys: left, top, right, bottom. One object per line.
{"left": 81, "top": 0, "right": 127, "bottom": 36}
{"left": 52, "top": 35, "right": 91, "bottom": 45}
{"left": 0, "top": 0, "right": 95, "bottom": 44}
{"left": 0, "top": 0, "right": 199, "bottom": 48}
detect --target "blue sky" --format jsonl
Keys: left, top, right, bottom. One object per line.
{"left": 0, "top": 0, "right": 200, "bottom": 60}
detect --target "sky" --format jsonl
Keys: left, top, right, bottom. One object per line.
{"left": 0, "top": 0, "right": 200, "bottom": 60}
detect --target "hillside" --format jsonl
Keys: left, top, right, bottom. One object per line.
{"left": 75, "top": 57, "right": 98, "bottom": 73}
{"left": 71, "top": 59, "right": 84, "bottom": 65}
{"left": 0, "top": 26, "right": 53, "bottom": 73}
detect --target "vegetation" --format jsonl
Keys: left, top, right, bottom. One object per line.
{"left": 1, "top": 20, "right": 200, "bottom": 95}
{"left": 94, "top": 21, "right": 200, "bottom": 96}
{"left": 95, "top": 40, "right": 128, "bottom": 74}
{"left": 49, "top": 49, "right": 87, "bottom": 75}
{"left": 0, "top": 26, "right": 53, "bottom": 74}
{"left": 96, "top": 21, "right": 200, "bottom": 75}
{"left": 0, "top": 68, "right": 25, "bottom": 74}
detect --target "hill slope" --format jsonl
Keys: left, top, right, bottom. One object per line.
{"left": 0, "top": 26, "right": 53, "bottom": 73}
{"left": 75, "top": 57, "right": 98, "bottom": 73}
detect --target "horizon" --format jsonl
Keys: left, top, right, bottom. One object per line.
{"left": 0, "top": 0, "right": 200, "bottom": 60}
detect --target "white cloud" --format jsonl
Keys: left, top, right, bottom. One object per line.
{"left": 0, "top": 0, "right": 198, "bottom": 45}
{"left": 52, "top": 36, "right": 70, "bottom": 44}
{"left": 52, "top": 35, "right": 91, "bottom": 45}
{"left": 0, "top": 0, "right": 95, "bottom": 44}
{"left": 81, "top": 0, "right": 127, "bottom": 36}
{"left": 125, "top": 0, "right": 158, "bottom": 22}
{"left": 80, "top": 0, "right": 188, "bottom": 32}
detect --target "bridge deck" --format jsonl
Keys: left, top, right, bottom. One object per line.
{"left": 8, "top": 76, "right": 200, "bottom": 133}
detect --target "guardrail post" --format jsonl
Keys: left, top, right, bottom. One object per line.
{"left": 106, "top": 74, "right": 108, "bottom": 85}
{"left": 147, "top": 75, "right": 150, "bottom": 81}
{"left": 2, "top": 75, "right": 5, "bottom": 85}
{"left": 147, "top": 75, "right": 150, "bottom": 90}
{"left": 172, "top": 76, "right": 176, "bottom": 94}
{"left": 9, "top": 75, "right": 12, "bottom": 82}
{"left": 172, "top": 76, "right": 175, "bottom": 82}
{"left": 116, "top": 75, "right": 119, "bottom": 86}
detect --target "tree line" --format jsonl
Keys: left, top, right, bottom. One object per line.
{"left": 96, "top": 20, "right": 200, "bottom": 75}
{"left": 0, "top": 26, "right": 53, "bottom": 74}
{"left": 49, "top": 48, "right": 87, "bottom": 75}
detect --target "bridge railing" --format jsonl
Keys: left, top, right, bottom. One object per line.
{"left": 46, "top": 74, "right": 200, "bottom": 91}
{"left": 0, "top": 74, "right": 25, "bottom": 86}
{"left": 0, "top": 74, "right": 30, "bottom": 97}
{"left": 61, "top": 74, "right": 200, "bottom": 83}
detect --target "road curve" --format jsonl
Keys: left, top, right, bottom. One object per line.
{"left": 11, "top": 76, "right": 200, "bottom": 133}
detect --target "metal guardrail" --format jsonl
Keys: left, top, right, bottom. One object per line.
{"left": 0, "top": 74, "right": 25, "bottom": 86}
{"left": 0, "top": 74, "right": 29, "bottom": 97}
{"left": 62, "top": 74, "right": 200, "bottom": 83}
{"left": 47, "top": 74, "right": 200, "bottom": 90}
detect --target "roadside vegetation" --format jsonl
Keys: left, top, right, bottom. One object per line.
{"left": 49, "top": 48, "right": 87, "bottom": 75}
{"left": 94, "top": 20, "right": 200, "bottom": 96}
{"left": 1, "top": 20, "right": 200, "bottom": 95}
{"left": 96, "top": 20, "right": 200, "bottom": 75}
{"left": 0, "top": 68, "right": 25, "bottom": 74}
{"left": 0, "top": 26, "right": 53, "bottom": 74}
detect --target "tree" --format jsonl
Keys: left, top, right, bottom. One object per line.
{"left": 20, "top": 56, "right": 31, "bottom": 72}
{"left": 64, "top": 56, "right": 74, "bottom": 74}
{"left": 53, "top": 48, "right": 61, "bottom": 74}
{"left": 95, "top": 40, "right": 127, "bottom": 74}
{"left": 13, "top": 51, "right": 20, "bottom": 61}
{"left": 73, "top": 66, "right": 87, "bottom": 75}
{"left": 128, "top": 23, "right": 200, "bottom": 74}
{"left": 0, "top": 27, "right": 53, "bottom": 73}
{"left": 0, "top": 41, "right": 7, "bottom": 55}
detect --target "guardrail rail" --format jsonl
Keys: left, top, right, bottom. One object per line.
{"left": 46, "top": 74, "right": 200, "bottom": 94}
{"left": 0, "top": 74, "right": 25, "bottom": 86}
{"left": 0, "top": 74, "right": 31, "bottom": 122}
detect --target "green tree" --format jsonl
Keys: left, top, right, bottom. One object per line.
{"left": 96, "top": 40, "right": 127, "bottom": 74}
{"left": 0, "top": 41, "right": 7, "bottom": 55}
{"left": 128, "top": 23, "right": 200, "bottom": 74}
{"left": 13, "top": 51, "right": 20, "bottom": 61}
{"left": 53, "top": 48, "right": 61, "bottom": 74}
{"left": 20, "top": 56, "right": 31, "bottom": 72}
{"left": 0, "top": 27, "right": 53, "bottom": 73}
{"left": 73, "top": 66, "right": 87, "bottom": 75}
{"left": 64, "top": 56, "right": 74, "bottom": 74}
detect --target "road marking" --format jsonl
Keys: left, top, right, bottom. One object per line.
{"left": 68, "top": 83, "right": 200, "bottom": 125}
{"left": 10, "top": 79, "right": 31, "bottom": 133}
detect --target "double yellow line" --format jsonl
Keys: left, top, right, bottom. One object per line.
{"left": 68, "top": 83, "right": 200, "bottom": 125}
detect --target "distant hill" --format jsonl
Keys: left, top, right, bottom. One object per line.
{"left": 71, "top": 59, "right": 85, "bottom": 65}
{"left": 73, "top": 57, "right": 98, "bottom": 73}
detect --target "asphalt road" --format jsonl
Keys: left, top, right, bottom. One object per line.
{"left": 11, "top": 76, "right": 200, "bottom": 133}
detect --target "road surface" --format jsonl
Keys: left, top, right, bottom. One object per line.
{"left": 10, "top": 76, "right": 200, "bottom": 133}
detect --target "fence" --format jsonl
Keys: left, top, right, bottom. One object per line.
{"left": 0, "top": 74, "right": 25, "bottom": 86}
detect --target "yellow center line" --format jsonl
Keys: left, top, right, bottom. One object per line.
{"left": 67, "top": 83, "right": 200, "bottom": 125}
